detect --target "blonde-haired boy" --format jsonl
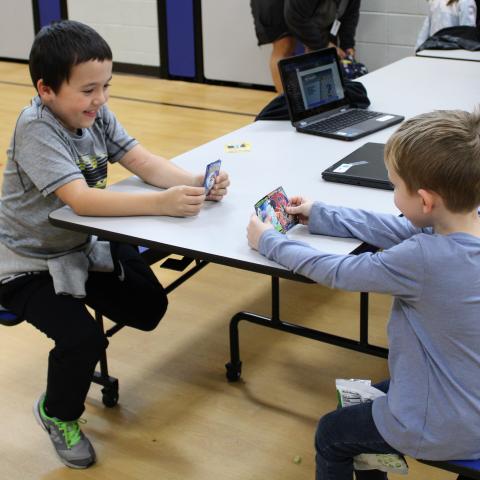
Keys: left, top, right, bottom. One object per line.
{"left": 248, "top": 109, "right": 480, "bottom": 479}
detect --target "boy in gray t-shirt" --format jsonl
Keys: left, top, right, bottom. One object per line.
{"left": 247, "top": 109, "right": 480, "bottom": 479}
{"left": 0, "top": 21, "right": 229, "bottom": 469}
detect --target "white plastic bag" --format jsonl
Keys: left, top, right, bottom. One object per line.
{"left": 335, "top": 379, "right": 409, "bottom": 475}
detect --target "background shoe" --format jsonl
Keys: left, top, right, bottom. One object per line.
{"left": 33, "top": 394, "right": 96, "bottom": 469}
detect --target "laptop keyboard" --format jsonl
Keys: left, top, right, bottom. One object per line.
{"left": 304, "top": 109, "right": 381, "bottom": 134}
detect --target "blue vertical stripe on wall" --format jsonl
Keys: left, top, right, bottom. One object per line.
{"left": 38, "top": 0, "right": 62, "bottom": 27}
{"left": 165, "top": 0, "right": 196, "bottom": 78}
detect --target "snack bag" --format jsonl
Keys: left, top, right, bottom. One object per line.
{"left": 335, "top": 379, "right": 409, "bottom": 475}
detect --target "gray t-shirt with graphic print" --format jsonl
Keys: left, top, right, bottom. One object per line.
{"left": 0, "top": 96, "right": 137, "bottom": 261}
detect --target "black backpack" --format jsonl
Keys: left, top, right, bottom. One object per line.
{"left": 417, "top": 25, "right": 480, "bottom": 51}
{"left": 255, "top": 79, "right": 370, "bottom": 121}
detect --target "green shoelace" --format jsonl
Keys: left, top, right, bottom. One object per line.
{"left": 55, "top": 418, "right": 82, "bottom": 448}
{"left": 41, "top": 399, "right": 84, "bottom": 448}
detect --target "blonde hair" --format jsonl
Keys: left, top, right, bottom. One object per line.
{"left": 385, "top": 109, "right": 480, "bottom": 213}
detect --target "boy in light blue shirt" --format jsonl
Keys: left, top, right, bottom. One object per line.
{"left": 247, "top": 109, "right": 480, "bottom": 479}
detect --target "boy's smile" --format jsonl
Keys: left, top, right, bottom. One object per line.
{"left": 39, "top": 60, "right": 113, "bottom": 132}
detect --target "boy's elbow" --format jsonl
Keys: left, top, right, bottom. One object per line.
{"left": 62, "top": 190, "right": 94, "bottom": 216}
{"left": 70, "top": 202, "right": 90, "bottom": 216}
{"left": 55, "top": 179, "right": 93, "bottom": 215}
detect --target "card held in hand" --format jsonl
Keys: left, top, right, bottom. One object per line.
{"left": 254, "top": 186, "right": 298, "bottom": 234}
{"left": 203, "top": 159, "right": 221, "bottom": 194}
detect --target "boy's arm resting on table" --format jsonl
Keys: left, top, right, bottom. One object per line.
{"left": 119, "top": 144, "right": 196, "bottom": 188}
{"left": 55, "top": 178, "right": 205, "bottom": 217}
{"left": 55, "top": 144, "right": 231, "bottom": 217}
{"left": 259, "top": 229, "right": 424, "bottom": 299}
{"left": 309, "top": 202, "right": 426, "bottom": 249}
{"left": 119, "top": 144, "right": 229, "bottom": 201}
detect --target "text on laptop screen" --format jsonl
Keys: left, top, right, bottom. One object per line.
{"left": 281, "top": 50, "right": 347, "bottom": 121}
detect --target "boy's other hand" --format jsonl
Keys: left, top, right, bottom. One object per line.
{"left": 161, "top": 185, "right": 206, "bottom": 217}
{"left": 194, "top": 170, "right": 230, "bottom": 201}
{"left": 286, "top": 196, "right": 313, "bottom": 225}
{"left": 247, "top": 214, "right": 274, "bottom": 251}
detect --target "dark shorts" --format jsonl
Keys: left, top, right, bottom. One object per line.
{"left": 250, "top": 0, "right": 291, "bottom": 45}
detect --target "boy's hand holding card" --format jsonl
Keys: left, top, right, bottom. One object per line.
{"left": 203, "top": 159, "right": 222, "bottom": 195}
{"left": 254, "top": 186, "right": 298, "bottom": 234}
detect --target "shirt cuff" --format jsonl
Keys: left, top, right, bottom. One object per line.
{"left": 308, "top": 201, "right": 327, "bottom": 235}
{"left": 258, "top": 229, "right": 284, "bottom": 257}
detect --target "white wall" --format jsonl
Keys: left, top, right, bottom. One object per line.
{"left": 202, "top": 0, "right": 272, "bottom": 86}
{"left": 67, "top": 0, "right": 160, "bottom": 67}
{"left": 356, "top": 0, "right": 428, "bottom": 71}
{"left": 0, "top": 0, "right": 35, "bottom": 60}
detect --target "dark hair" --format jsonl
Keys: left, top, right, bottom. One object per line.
{"left": 29, "top": 20, "right": 112, "bottom": 93}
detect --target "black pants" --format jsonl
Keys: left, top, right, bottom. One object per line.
{"left": 0, "top": 243, "right": 168, "bottom": 421}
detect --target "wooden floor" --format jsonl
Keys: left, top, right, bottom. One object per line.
{"left": 0, "top": 62, "right": 454, "bottom": 479}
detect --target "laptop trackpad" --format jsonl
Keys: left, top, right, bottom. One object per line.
{"left": 336, "top": 127, "right": 363, "bottom": 138}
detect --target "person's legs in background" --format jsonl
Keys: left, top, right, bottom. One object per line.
{"left": 250, "top": 0, "right": 294, "bottom": 92}
{"left": 270, "top": 35, "right": 295, "bottom": 92}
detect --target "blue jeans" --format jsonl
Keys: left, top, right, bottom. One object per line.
{"left": 315, "top": 380, "right": 401, "bottom": 480}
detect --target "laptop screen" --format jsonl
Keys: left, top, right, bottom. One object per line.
{"left": 279, "top": 48, "right": 348, "bottom": 123}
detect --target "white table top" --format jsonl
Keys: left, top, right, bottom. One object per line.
{"left": 416, "top": 49, "right": 480, "bottom": 61}
{"left": 50, "top": 56, "right": 480, "bottom": 278}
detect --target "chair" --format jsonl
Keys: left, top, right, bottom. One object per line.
{"left": 0, "top": 247, "right": 208, "bottom": 407}
{"left": 418, "top": 459, "right": 480, "bottom": 480}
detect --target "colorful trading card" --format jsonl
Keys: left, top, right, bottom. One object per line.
{"left": 224, "top": 142, "right": 251, "bottom": 153}
{"left": 203, "top": 159, "right": 221, "bottom": 194}
{"left": 254, "top": 186, "right": 298, "bottom": 234}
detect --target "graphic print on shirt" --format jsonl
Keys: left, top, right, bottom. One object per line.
{"left": 76, "top": 153, "right": 108, "bottom": 189}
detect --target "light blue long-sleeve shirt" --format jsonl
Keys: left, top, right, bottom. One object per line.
{"left": 259, "top": 201, "right": 480, "bottom": 460}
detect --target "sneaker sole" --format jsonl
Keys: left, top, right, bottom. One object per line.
{"left": 33, "top": 397, "right": 96, "bottom": 469}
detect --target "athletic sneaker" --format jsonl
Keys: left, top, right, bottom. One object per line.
{"left": 33, "top": 394, "right": 96, "bottom": 469}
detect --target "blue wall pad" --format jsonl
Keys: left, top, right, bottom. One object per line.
{"left": 38, "top": 0, "right": 62, "bottom": 27}
{"left": 165, "top": 0, "right": 196, "bottom": 78}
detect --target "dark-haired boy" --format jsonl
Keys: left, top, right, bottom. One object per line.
{"left": 0, "top": 20, "right": 229, "bottom": 469}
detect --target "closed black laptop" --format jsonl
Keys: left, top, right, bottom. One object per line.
{"left": 322, "top": 142, "right": 393, "bottom": 190}
{"left": 278, "top": 48, "right": 404, "bottom": 141}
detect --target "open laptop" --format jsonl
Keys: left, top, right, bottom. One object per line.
{"left": 278, "top": 48, "right": 404, "bottom": 141}
{"left": 322, "top": 142, "right": 393, "bottom": 190}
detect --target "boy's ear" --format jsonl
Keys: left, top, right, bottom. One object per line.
{"left": 36, "top": 79, "right": 54, "bottom": 100}
{"left": 417, "top": 188, "right": 436, "bottom": 214}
